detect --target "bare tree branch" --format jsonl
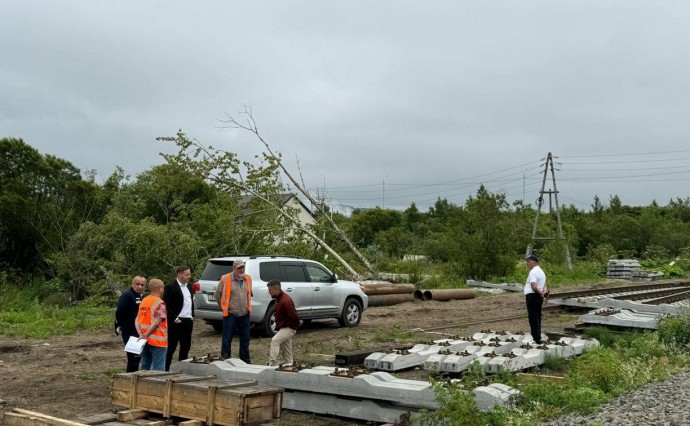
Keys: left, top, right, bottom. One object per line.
{"left": 221, "top": 108, "right": 377, "bottom": 278}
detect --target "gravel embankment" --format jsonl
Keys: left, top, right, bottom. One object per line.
{"left": 545, "top": 372, "right": 690, "bottom": 426}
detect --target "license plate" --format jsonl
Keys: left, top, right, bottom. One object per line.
{"left": 207, "top": 294, "right": 216, "bottom": 301}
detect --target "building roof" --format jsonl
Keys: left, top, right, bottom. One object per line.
{"left": 238, "top": 193, "right": 314, "bottom": 217}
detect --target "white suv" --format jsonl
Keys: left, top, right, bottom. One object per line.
{"left": 194, "top": 256, "right": 368, "bottom": 336}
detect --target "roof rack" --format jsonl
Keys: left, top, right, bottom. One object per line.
{"left": 248, "top": 255, "right": 302, "bottom": 259}
{"left": 213, "top": 255, "right": 303, "bottom": 260}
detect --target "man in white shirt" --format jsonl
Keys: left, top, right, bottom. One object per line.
{"left": 163, "top": 266, "right": 194, "bottom": 371}
{"left": 524, "top": 254, "right": 548, "bottom": 344}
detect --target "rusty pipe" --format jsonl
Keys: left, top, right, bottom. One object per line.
{"left": 366, "top": 293, "right": 415, "bottom": 307}
{"left": 422, "top": 289, "right": 476, "bottom": 301}
{"left": 362, "top": 283, "right": 416, "bottom": 295}
{"left": 413, "top": 289, "right": 425, "bottom": 300}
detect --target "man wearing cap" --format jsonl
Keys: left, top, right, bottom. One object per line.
{"left": 214, "top": 259, "right": 253, "bottom": 363}
{"left": 524, "top": 254, "right": 548, "bottom": 344}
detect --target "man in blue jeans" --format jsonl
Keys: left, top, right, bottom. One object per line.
{"left": 214, "top": 259, "right": 253, "bottom": 363}
{"left": 135, "top": 279, "right": 168, "bottom": 370}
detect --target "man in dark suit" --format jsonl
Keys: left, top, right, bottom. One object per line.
{"left": 163, "top": 265, "right": 194, "bottom": 371}
{"left": 115, "top": 275, "right": 146, "bottom": 372}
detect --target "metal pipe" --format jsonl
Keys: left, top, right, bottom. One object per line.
{"left": 422, "top": 289, "right": 476, "bottom": 302}
{"left": 413, "top": 289, "right": 425, "bottom": 300}
{"left": 362, "top": 283, "right": 416, "bottom": 295}
{"left": 366, "top": 294, "right": 415, "bottom": 307}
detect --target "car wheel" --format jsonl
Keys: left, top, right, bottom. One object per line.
{"left": 262, "top": 304, "right": 277, "bottom": 337}
{"left": 338, "top": 298, "right": 362, "bottom": 327}
{"left": 210, "top": 320, "right": 223, "bottom": 333}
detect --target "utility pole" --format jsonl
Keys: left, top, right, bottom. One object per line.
{"left": 382, "top": 175, "right": 388, "bottom": 209}
{"left": 526, "top": 152, "right": 572, "bottom": 270}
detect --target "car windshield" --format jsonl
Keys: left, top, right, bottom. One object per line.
{"left": 200, "top": 260, "right": 234, "bottom": 281}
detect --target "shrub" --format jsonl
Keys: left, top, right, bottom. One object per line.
{"left": 565, "top": 347, "right": 626, "bottom": 394}
{"left": 657, "top": 308, "right": 690, "bottom": 350}
{"left": 416, "top": 380, "right": 488, "bottom": 426}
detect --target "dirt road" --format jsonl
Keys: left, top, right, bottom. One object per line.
{"left": 0, "top": 290, "right": 582, "bottom": 425}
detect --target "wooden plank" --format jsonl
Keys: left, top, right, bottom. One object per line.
{"left": 116, "top": 410, "right": 148, "bottom": 422}
{"left": 177, "top": 421, "right": 204, "bottom": 426}
{"left": 128, "top": 420, "right": 166, "bottom": 426}
{"left": 273, "top": 392, "right": 282, "bottom": 419}
{"left": 207, "top": 385, "right": 218, "bottom": 426}
{"left": 10, "top": 410, "right": 90, "bottom": 426}
{"left": 245, "top": 407, "right": 275, "bottom": 424}
{"left": 73, "top": 413, "right": 118, "bottom": 425}
{"left": 3, "top": 412, "right": 56, "bottom": 426}
{"left": 163, "top": 378, "right": 174, "bottom": 418}
{"left": 245, "top": 394, "right": 276, "bottom": 409}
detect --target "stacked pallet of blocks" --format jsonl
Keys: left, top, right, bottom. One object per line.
{"left": 606, "top": 259, "right": 641, "bottom": 279}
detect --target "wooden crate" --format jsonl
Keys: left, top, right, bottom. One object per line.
{"left": 111, "top": 372, "right": 282, "bottom": 426}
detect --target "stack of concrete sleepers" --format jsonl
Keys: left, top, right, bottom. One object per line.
{"left": 607, "top": 259, "right": 641, "bottom": 279}
{"left": 363, "top": 332, "right": 598, "bottom": 375}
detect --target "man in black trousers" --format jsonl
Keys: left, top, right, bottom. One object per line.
{"left": 163, "top": 265, "right": 194, "bottom": 371}
{"left": 115, "top": 275, "right": 146, "bottom": 372}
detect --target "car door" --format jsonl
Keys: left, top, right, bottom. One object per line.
{"left": 279, "top": 261, "right": 314, "bottom": 317}
{"left": 305, "top": 262, "right": 340, "bottom": 316}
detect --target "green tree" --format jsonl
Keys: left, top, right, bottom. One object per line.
{"left": 0, "top": 138, "right": 106, "bottom": 273}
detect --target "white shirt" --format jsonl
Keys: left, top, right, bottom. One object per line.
{"left": 523, "top": 265, "right": 546, "bottom": 295}
{"left": 178, "top": 279, "right": 193, "bottom": 319}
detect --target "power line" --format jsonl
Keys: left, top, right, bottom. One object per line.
{"left": 559, "top": 149, "right": 690, "bottom": 158}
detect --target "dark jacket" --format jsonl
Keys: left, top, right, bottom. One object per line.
{"left": 163, "top": 280, "right": 194, "bottom": 321}
{"left": 274, "top": 291, "right": 300, "bottom": 330}
{"left": 115, "top": 287, "right": 143, "bottom": 342}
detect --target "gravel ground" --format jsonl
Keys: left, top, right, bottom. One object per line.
{"left": 546, "top": 372, "right": 690, "bottom": 426}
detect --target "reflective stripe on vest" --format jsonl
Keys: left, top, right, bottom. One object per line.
{"left": 220, "top": 273, "right": 252, "bottom": 317}
{"left": 137, "top": 295, "right": 167, "bottom": 347}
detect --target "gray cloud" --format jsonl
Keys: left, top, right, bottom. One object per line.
{"left": 1, "top": 0, "right": 687, "bottom": 211}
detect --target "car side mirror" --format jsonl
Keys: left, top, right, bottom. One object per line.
{"left": 333, "top": 274, "right": 339, "bottom": 283}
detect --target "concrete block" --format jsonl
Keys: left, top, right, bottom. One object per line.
{"left": 174, "top": 359, "right": 439, "bottom": 409}
{"left": 579, "top": 308, "right": 660, "bottom": 329}
{"left": 283, "top": 390, "right": 421, "bottom": 424}
{"left": 423, "top": 353, "right": 449, "bottom": 372}
{"left": 364, "top": 351, "right": 390, "bottom": 369}
{"left": 474, "top": 383, "right": 521, "bottom": 412}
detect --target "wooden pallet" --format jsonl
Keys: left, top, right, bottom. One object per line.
{"left": 2, "top": 409, "right": 276, "bottom": 426}
{"left": 111, "top": 372, "right": 282, "bottom": 426}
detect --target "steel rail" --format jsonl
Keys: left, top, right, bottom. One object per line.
{"left": 549, "top": 281, "right": 690, "bottom": 299}
{"left": 609, "top": 287, "right": 690, "bottom": 301}
{"left": 643, "top": 290, "right": 690, "bottom": 305}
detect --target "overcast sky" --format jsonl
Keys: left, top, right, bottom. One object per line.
{"left": 2, "top": 1, "right": 688, "bottom": 212}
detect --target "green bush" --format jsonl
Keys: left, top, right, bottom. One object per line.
{"left": 416, "top": 381, "right": 488, "bottom": 426}
{"left": 565, "top": 346, "right": 627, "bottom": 394}
{"left": 657, "top": 308, "right": 690, "bottom": 350}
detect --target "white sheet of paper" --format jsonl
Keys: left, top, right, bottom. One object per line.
{"left": 124, "top": 336, "right": 146, "bottom": 354}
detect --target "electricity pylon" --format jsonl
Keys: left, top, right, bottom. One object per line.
{"left": 526, "top": 152, "right": 573, "bottom": 270}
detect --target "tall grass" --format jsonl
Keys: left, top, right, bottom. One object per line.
{"left": 415, "top": 319, "right": 690, "bottom": 425}
{"left": 0, "top": 281, "right": 112, "bottom": 339}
